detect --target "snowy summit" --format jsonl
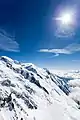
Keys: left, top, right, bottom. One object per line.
{"left": 0, "top": 56, "right": 79, "bottom": 120}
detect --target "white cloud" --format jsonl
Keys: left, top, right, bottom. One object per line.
{"left": 0, "top": 30, "right": 20, "bottom": 52}
{"left": 39, "top": 43, "right": 80, "bottom": 56}
{"left": 54, "top": 53, "right": 59, "bottom": 57}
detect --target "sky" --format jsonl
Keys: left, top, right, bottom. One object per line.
{"left": 0, "top": 0, "right": 80, "bottom": 70}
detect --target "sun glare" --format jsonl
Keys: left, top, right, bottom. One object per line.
{"left": 60, "top": 13, "right": 72, "bottom": 25}
{"left": 54, "top": 8, "right": 77, "bottom": 37}
{"left": 56, "top": 12, "right": 73, "bottom": 26}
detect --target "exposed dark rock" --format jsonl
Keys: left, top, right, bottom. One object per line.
{"left": 11, "top": 84, "right": 16, "bottom": 87}
{"left": 6, "top": 63, "right": 12, "bottom": 69}
{"left": 31, "top": 73, "right": 34, "bottom": 76}
{"left": 11, "top": 89, "right": 37, "bottom": 109}
{"left": 37, "top": 74, "right": 43, "bottom": 79}
{"left": 30, "top": 77, "right": 42, "bottom": 88}
{"left": 21, "top": 118, "right": 23, "bottom": 120}
{"left": 24, "top": 85, "right": 35, "bottom": 94}
{"left": 44, "top": 68, "right": 51, "bottom": 75}
{"left": 26, "top": 66, "right": 37, "bottom": 74}
{"left": 24, "top": 72, "right": 29, "bottom": 79}
{"left": 1, "top": 79, "right": 11, "bottom": 87}
{"left": 21, "top": 70, "right": 24, "bottom": 75}
{"left": 1, "top": 79, "right": 15, "bottom": 88}
{"left": 46, "top": 75, "right": 49, "bottom": 79}
{"left": 42, "top": 87, "right": 49, "bottom": 94}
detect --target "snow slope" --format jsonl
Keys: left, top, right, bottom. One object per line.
{"left": 0, "top": 56, "right": 79, "bottom": 120}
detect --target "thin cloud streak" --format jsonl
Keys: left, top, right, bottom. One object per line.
{"left": 72, "top": 60, "right": 80, "bottom": 62}
{"left": 39, "top": 43, "right": 80, "bottom": 56}
{"left": 0, "top": 30, "right": 20, "bottom": 52}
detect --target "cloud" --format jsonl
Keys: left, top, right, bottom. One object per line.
{"left": 54, "top": 53, "right": 59, "bottom": 57}
{"left": 0, "top": 29, "right": 20, "bottom": 52}
{"left": 39, "top": 43, "right": 80, "bottom": 56}
{"left": 72, "top": 60, "right": 80, "bottom": 62}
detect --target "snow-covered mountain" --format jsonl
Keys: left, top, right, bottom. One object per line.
{"left": 0, "top": 56, "right": 80, "bottom": 120}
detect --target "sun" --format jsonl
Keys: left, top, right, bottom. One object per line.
{"left": 56, "top": 12, "right": 73, "bottom": 26}
{"left": 60, "top": 13, "right": 72, "bottom": 25}
{"left": 54, "top": 7, "right": 77, "bottom": 37}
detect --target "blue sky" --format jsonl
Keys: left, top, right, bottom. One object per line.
{"left": 0, "top": 0, "right": 80, "bottom": 70}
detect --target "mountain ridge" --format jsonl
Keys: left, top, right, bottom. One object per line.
{"left": 0, "top": 56, "right": 79, "bottom": 120}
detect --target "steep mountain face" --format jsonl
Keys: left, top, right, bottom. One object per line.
{"left": 53, "top": 70, "right": 80, "bottom": 106}
{"left": 0, "top": 56, "right": 80, "bottom": 120}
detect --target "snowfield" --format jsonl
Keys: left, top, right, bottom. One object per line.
{"left": 0, "top": 56, "right": 79, "bottom": 120}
